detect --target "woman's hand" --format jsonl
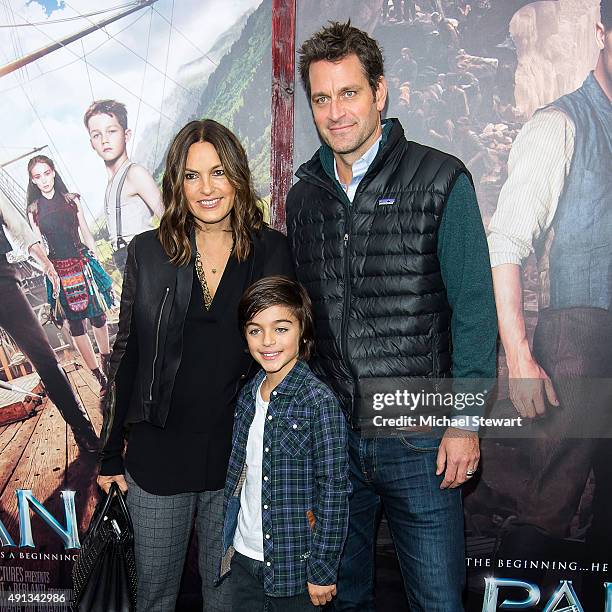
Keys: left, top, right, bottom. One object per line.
{"left": 307, "top": 582, "right": 337, "bottom": 606}
{"left": 43, "top": 263, "right": 60, "bottom": 298}
{"left": 97, "top": 474, "right": 128, "bottom": 494}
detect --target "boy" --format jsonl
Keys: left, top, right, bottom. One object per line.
{"left": 220, "top": 276, "right": 350, "bottom": 610}
{"left": 83, "top": 99, "right": 164, "bottom": 271}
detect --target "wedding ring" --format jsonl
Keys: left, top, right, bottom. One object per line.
{"left": 466, "top": 469, "right": 476, "bottom": 476}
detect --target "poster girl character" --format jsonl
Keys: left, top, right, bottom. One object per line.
{"left": 488, "top": 0, "right": 612, "bottom": 591}
{"left": 98, "top": 119, "right": 294, "bottom": 611}
{"left": 0, "top": 191, "right": 99, "bottom": 452}
{"left": 84, "top": 99, "right": 164, "bottom": 272}
{"left": 219, "top": 276, "right": 349, "bottom": 611}
{"left": 26, "top": 156, "right": 113, "bottom": 391}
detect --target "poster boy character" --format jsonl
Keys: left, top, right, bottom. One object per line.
{"left": 488, "top": 0, "right": 612, "bottom": 574}
{"left": 220, "top": 276, "right": 350, "bottom": 610}
{"left": 84, "top": 99, "right": 164, "bottom": 271}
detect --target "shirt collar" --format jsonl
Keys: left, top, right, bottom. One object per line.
{"left": 319, "top": 119, "right": 393, "bottom": 185}
{"left": 333, "top": 132, "right": 382, "bottom": 188}
{"left": 248, "top": 360, "right": 311, "bottom": 400}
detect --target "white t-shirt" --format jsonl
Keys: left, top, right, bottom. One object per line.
{"left": 233, "top": 381, "right": 268, "bottom": 561}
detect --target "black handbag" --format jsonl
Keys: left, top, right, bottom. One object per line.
{"left": 71, "top": 482, "right": 137, "bottom": 611}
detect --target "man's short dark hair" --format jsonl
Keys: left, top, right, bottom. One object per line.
{"left": 298, "top": 21, "right": 384, "bottom": 99}
{"left": 83, "top": 99, "right": 128, "bottom": 131}
{"left": 239, "top": 276, "right": 315, "bottom": 360}
{"left": 602, "top": 0, "right": 612, "bottom": 29}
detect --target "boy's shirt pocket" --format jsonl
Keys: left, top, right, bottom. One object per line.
{"left": 276, "top": 416, "right": 310, "bottom": 458}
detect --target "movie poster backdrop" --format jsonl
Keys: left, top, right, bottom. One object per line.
{"left": 1, "top": 0, "right": 610, "bottom": 610}
{"left": 0, "top": 0, "right": 271, "bottom": 608}
{"left": 292, "top": 1, "right": 610, "bottom": 611}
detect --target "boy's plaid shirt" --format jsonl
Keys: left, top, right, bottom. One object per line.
{"left": 220, "top": 360, "right": 350, "bottom": 597}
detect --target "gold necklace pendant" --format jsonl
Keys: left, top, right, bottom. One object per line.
{"left": 194, "top": 251, "right": 213, "bottom": 310}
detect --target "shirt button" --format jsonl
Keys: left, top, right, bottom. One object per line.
{"left": 267, "top": 415, "right": 273, "bottom": 421}
{"left": 265, "top": 534, "right": 271, "bottom": 539}
{"left": 265, "top": 447, "right": 269, "bottom": 453}
{"left": 292, "top": 423, "right": 297, "bottom": 429}
{"left": 263, "top": 504, "right": 268, "bottom": 509}
{"left": 272, "top": 391, "right": 277, "bottom": 396}
{"left": 266, "top": 562, "right": 271, "bottom": 567}
{"left": 263, "top": 476, "right": 268, "bottom": 481}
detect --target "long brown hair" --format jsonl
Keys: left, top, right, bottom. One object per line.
{"left": 26, "top": 155, "right": 74, "bottom": 224}
{"left": 158, "top": 119, "right": 264, "bottom": 266}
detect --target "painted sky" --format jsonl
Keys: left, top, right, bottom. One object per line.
{"left": 0, "top": 0, "right": 262, "bottom": 223}
{"left": 26, "top": 0, "right": 65, "bottom": 17}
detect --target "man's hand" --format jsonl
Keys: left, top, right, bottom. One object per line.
{"left": 436, "top": 428, "right": 479, "bottom": 489}
{"left": 491, "top": 265, "right": 559, "bottom": 419}
{"left": 507, "top": 354, "right": 559, "bottom": 419}
{"left": 97, "top": 474, "right": 128, "bottom": 494}
{"left": 307, "top": 582, "right": 337, "bottom": 606}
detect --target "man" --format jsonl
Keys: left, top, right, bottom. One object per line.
{"left": 84, "top": 99, "right": 163, "bottom": 272}
{"left": 286, "top": 22, "right": 497, "bottom": 611}
{"left": 0, "top": 191, "right": 98, "bottom": 452}
{"left": 390, "top": 47, "right": 418, "bottom": 86}
{"left": 488, "top": 0, "right": 612, "bottom": 580}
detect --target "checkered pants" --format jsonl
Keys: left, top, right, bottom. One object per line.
{"left": 125, "top": 472, "right": 231, "bottom": 611}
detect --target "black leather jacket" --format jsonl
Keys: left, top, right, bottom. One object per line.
{"left": 100, "top": 226, "right": 294, "bottom": 469}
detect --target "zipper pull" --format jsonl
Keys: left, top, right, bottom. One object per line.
{"left": 343, "top": 233, "right": 349, "bottom": 248}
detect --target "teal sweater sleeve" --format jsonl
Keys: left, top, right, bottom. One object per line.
{"left": 437, "top": 173, "right": 498, "bottom": 380}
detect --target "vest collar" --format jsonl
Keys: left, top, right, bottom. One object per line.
{"left": 296, "top": 118, "right": 406, "bottom": 194}
{"left": 583, "top": 71, "right": 612, "bottom": 127}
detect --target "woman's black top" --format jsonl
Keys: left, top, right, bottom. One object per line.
{"left": 36, "top": 192, "right": 81, "bottom": 259}
{"left": 125, "top": 253, "right": 251, "bottom": 495}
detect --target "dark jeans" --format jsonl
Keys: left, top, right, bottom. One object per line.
{"left": 0, "top": 273, "right": 97, "bottom": 446}
{"left": 334, "top": 430, "right": 465, "bottom": 612}
{"left": 495, "top": 308, "right": 612, "bottom": 609}
{"left": 231, "top": 551, "right": 316, "bottom": 612}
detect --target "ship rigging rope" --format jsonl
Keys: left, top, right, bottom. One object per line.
{"left": 0, "top": 10, "right": 148, "bottom": 95}
{"left": 63, "top": 0, "right": 197, "bottom": 101}
{"left": 131, "top": 6, "right": 154, "bottom": 156}
{"left": 81, "top": 38, "right": 95, "bottom": 101}
{"left": 154, "top": 0, "right": 175, "bottom": 167}
{"left": 0, "top": 1, "right": 142, "bottom": 27}
{"left": 0, "top": 2, "right": 103, "bottom": 224}
{"left": 151, "top": 6, "right": 218, "bottom": 68}
{"left": 4, "top": 7, "right": 179, "bottom": 126}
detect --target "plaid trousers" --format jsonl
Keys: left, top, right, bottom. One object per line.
{"left": 125, "top": 472, "right": 231, "bottom": 611}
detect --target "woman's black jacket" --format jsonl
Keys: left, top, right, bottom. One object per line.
{"left": 99, "top": 226, "right": 294, "bottom": 474}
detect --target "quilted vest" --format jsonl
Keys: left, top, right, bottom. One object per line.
{"left": 286, "top": 119, "right": 469, "bottom": 425}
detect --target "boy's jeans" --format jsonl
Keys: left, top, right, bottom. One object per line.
{"left": 231, "top": 551, "right": 317, "bottom": 612}
{"left": 334, "top": 429, "right": 465, "bottom": 612}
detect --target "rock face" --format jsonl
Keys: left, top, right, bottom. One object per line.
{"left": 511, "top": 0, "right": 600, "bottom": 117}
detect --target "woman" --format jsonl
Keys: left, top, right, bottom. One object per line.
{"left": 97, "top": 119, "right": 294, "bottom": 611}
{"left": 27, "top": 156, "right": 112, "bottom": 390}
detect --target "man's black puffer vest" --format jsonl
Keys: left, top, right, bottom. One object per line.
{"left": 286, "top": 119, "right": 469, "bottom": 426}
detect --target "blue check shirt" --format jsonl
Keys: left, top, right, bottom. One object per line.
{"left": 220, "top": 360, "right": 350, "bottom": 597}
